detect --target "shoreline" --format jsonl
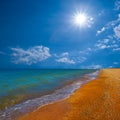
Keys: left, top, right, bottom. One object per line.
{"left": 0, "top": 70, "right": 99, "bottom": 120}
{"left": 17, "top": 70, "right": 99, "bottom": 120}
{"left": 0, "top": 69, "right": 97, "bottom": 112}
{"left": 19, "top": 68, "right": 120, "bottom": 120}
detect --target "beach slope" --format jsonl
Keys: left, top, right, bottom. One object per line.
{"left": 19, "top": 69, "right": 120, "bottom": 120}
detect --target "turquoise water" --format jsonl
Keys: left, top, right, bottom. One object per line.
{"left": 0, "top": 69, "right": 97, "bottom": 99}
{"left": 0, "top": 69, "right": 98, "bottom": 119}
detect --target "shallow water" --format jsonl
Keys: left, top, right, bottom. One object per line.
{"left": 0, "top": 69, "right": 99, "bottom": 120}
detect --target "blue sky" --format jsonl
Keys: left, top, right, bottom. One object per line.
{"left": 0, "top": 0, "right": 120, "bottom": 69}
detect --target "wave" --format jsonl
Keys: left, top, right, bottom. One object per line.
{"left": 0, "top": 70, "right": 100, "bottom": 120}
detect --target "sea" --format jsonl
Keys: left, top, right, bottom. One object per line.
{"left": 0, "top": 69, "right": 99, "bottom": 120}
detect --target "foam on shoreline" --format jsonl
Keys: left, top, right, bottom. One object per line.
{"left": 0, "top": 70, "right": 99, "bottom": 120}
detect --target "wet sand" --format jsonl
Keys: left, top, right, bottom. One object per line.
{"left": 19, "top": 69, "right": 120, "bottom": 120}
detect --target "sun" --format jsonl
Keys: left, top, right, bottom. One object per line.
{"left": 70, "top": 11, "right": 94, "bottom": 28}
{"left": 73, "top": 13, "right": 87, "bottom": 27}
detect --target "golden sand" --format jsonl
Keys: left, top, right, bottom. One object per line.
{"left": 19, "top": 69, "right": 120, "bottom": 120}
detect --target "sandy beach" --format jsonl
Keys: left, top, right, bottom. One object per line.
{"left": 19, "top": 69, "right": 120, "bottom": 120}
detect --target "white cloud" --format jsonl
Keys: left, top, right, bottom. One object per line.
{"left": 53, "top": 52, "right": 75, "bottom": 64}
{"left": 89, "top": 64, "right": 102, "bottom": 69}
{"left": 95, "top": 38, "right": 120, "bottom": 51}
{"left": 114, "top": 0, "right": 120, "bottom": 10}
{"left": 96, "top": 14, "right": 120, "bottom": 36}
{"left": 11, "top": 46, "right": 51, "bottom": 65}
{"left": 95, "top": 38, "right": 120, "bottom": 52}
{"left": 77, "top": 57, "right": 87, "bottom": 63}
{"left": 113, "top": 62, "right": 118, "bottom": 65}
{"left": 100, "top": 45, "right": 110, "bottom": 49}
{"left": 87, "top": 48, "right": 92, "bottom": 51}
{"left": 96, "top": 27, "right": 105, "bottom": 35}
{"left": 96, "top": 12, "right": 120, "bottom": 53}
{"left": 97, "top": 44, "right": 110, "bottom": 49}
{"left": 55, "top": 52, "right": 75, "bottom": 64}
{"left": 86, "top": 17, "right": 94, "bottom": 28}
{"left": 98, "top": 10, "right": 104, "bottom": 16}
{"left": 103, "top": 39, "right": 109, "bottom": 43}
{"left": 113, "top": 48, "right": 120, "bottom": 51}
{"left": 92, "top": 65, "right": 102, "bottom": 69}
{"left": 75, "top": 48, "right": 92, "bottom": 63}
{"left": 108, "top": 66, "right": 113, "bottom": 68}
{"left": 114, "top": 24, "right": 120, "bottom": 38}
{"left": 56, "top": 57, "right": 75, "bottom": 64}
{"left": 82, "top": 64, "right": 102, "bottom": 69}
{"left": 79, "top": 47, "right": 92, "bottom": 55}
{"left": 61, "top": 52, "right": 69, "bottom": 57}
{"left": 54, "top": 52, "right": 69, "bottom": 58}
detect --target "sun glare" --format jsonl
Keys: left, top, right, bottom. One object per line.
{"left": 73, "top": 13, "right": 87, "bottom": 27}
